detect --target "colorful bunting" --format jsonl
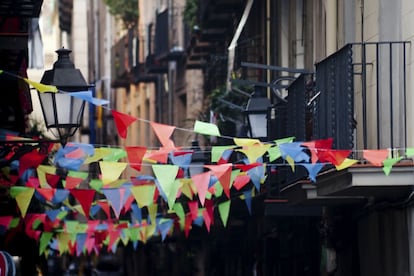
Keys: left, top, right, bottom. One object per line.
{"left": 1, "top": 69, "right": 412, "bottom": 257}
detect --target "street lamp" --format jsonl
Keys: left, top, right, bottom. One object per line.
{"left": 244, "top": 85, "right": 271, "bottom": 140}
{"left": 39, "top": 48, "right": 91, "bottom": 145}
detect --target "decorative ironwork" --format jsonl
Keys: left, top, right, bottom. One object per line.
{"left": 314, "top": 44, "right": 354, "bottom": 150}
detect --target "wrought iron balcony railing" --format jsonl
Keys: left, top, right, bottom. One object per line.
{"left": 270, "top": 41, "right": 410, "bottom": 192}
{"left": 285, "top": 41, "right": 410, "bottom": 153}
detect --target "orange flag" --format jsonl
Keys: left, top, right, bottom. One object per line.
{"left": 126, "top": 146, "right": 147, "bottom": 171}
{"left": 150, "top": 122, "right": 176, "bottom": 149}
{"left": 363, "top": 149, "right": 389, "bottom": 167}
{"left": 112, "top": 110, "right": 137, "bottom": 139}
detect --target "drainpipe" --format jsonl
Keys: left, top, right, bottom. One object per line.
{"left": 266, "top": 0, "right": 271, "bottom": 97}
{"left": 325, "top": 0, "right": 337, "bottom": 56}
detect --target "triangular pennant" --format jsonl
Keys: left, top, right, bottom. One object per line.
{"left": 363, "top": 149, "right": 389, "bottom": 167}
{"left": 68, "top": 91, "right": 109, "bottom": 106}
{"left": 46, "top": 209, "right": 62, "bottom": 222}
{"left": 247, "top": 165, "right": 265, "bottom": 191}
{"left": 202, "top": 209, "right": 212, "bottom": 232}
{"left": 233, "top": 174, "right": 251, "bottom": 190}
{"left": 97, "top": 200, "right": 112, "bottom": 219}
{"left": 158, "top": 219, "right": 173, "bottom": 241}
{"left": 103, "top": 188, "right": 130, "bottom": 219}
{"left": 19, "top": 149, "right": 47, "bottom": 176}
{"left": 130, "top": 185, "right": 156, "bottom": 208}
{"left": 36, "top": 188, "right": 56, "bottom": 201}
{"left": 383, "top": 157, "right": 403, "bottom": 176}
{"left": 144, "top": 148, "right": 172, "bottom": 164}
{"left": 233, "top": 138, "right": 261, "bottom": 146}
{"left": 218, "top": 200, "right": 231, "bottom": 227}
{"left": 99, "top": 161, "right": 127, "bottom": 184}
{"left": 205, "top": 164, "right": 233, "bottom": 198}
{"left": 193, "top": 120, "right": 221, "bottom": 137}
{"left": 267, "top": 145, "right": 282, "bottom": 162}
{"left": 300, "top": 163, "right": 325, "bottom": 182}
{"left": 279, "top": 142, "right": 310, "bottom": 163}
{"left": 150, "top": 122, "right": 176, "bottom": 149}
{"left": 45, "top": 173, "right": 61, "bottom": 188}
{"left": 64, "top": 176, "right": 83, "bottom": 189}
{"left": 10, "top": 187, "right": 35, "bottom": 217}
{"left": 39, "top": 232, "right": 53, "bottom": 255}
{"left": 243, "top": 190, "right": 253, "bottom": 214}
{"left": 126, "top": 146, "right": 147, "bottom": 171}
{"left": 173, "top": 203, "right": 185, "bottom": 230}
{"left": 52, "top": 189, "right": 70, "bottom": 204}
{"left": 112, "top": 110, "right": 137, "bottom": 139}
{"left": 70, "top": 189, "right": 96, "bottom": 218}
{"left": 188, "top": 201, "right": 199, "bottom": 220}
{"left": 211, "top": 146, "right": 235, "bottom": 163}
{"left": 192, "top": 171, "right": 210, "bottom": 206}
{"left": 130, "top": 203, "right": 142, "bottom": 224}
{"left": 335, "top": 158, "right": 358, "bottom": 170}
{"left": 76, "top": 233, "right": 88, "bottom": 256}
{"left": 237, "top": 144, "right": 272, "bottom": 164}
{"left": 152, "top": 164, "right": 179, "bottom": 202}
{"left": 318, "top": 149, "right": 352, "bottom": 166}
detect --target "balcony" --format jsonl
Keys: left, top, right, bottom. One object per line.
{"left": 185, "top": 0, "right": 242, "bottom": 69}
{"left": 273, "top": 41, "right": 412, "bottom": 205}
{"left": 111, "top": 29, "right": 137, "bottom": 87}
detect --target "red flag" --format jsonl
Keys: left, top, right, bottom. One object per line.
{"left": 112, "top": 110, "right": 137, "bottom": 139}
{"left": 45, "top": 173, "right": 60, "bottom": 188}
{"left": 70, "top": 189, "right": 96, "bottom": 218}
{"left": 188, "top": 201, "right": 199, "bottom": 220}
{"left": 36, "top": 188, "right": 56, "bottom": 201}
{"left": 19, "top": 149, "right": 47, "bottom": 176}
{"left": 126, "top": 146, "right": 147, "bottom": 171}
{"left": 65, "top": 176, "right": 83, "bottom": 189}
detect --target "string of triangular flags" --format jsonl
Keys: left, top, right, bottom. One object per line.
{"left": 0, "top": 70, "right": 413, "bottom": 257}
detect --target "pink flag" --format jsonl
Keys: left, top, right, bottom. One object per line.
{"left": 150, "top": 122, "right": 176, "bottom": 149}
{"left": 192, "top": 171, "right": 210, "bottom": 206}
{"left": 206, "top": 164, "right": 233, "bottom": 198}
{"left": 363, "top": 149, "right": 389, "bottom": 167}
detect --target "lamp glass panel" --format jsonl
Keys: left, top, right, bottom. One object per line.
{"left": 248, "top": 113, "right": 267, "bottom": 138}
{"left": 38, "top": 92, "right": 56, "bottom": 128}
{"left": 39, "top": 92, "right": 84, "bottom": 128}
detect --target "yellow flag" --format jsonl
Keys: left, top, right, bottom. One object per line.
{"left": 23, "top": 78, "right": 58, "bottom": 93}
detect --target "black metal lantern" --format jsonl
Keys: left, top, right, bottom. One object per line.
{"left": 39, "top": 48, "right": 90, "bottom": 145}
{"left": 244, "top": 85, "right": 271, "bottom": 140}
